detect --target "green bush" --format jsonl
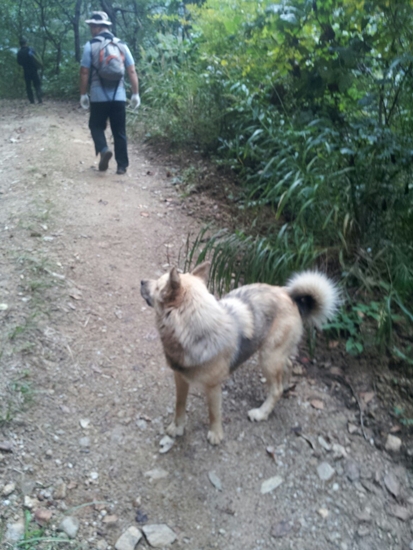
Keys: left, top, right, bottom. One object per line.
{"left": 138, "top": 33, "right": 222, "bottom": 150}
{"left": 44, "top": 59, "right": 79, "bottom": 99}
{"left": 0, "top": 50, "right": 26, "bottom": 99}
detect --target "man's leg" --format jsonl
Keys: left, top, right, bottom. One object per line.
{"left": 109, "top": 101, "right": 128, "bottom": 174}
{"left": 89, "top": 102, "right": 113, "bottom": 170}
{"left": 89, "top": 102, "right": 110, "bottom": 155}
{"left": 32, "top": 73, "right": 42, "bottom": 104}
{"left": 25, "top": 76, "right": 34, "bottom": 104}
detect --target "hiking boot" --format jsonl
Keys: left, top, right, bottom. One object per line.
{"left": 116, "top": 166, "right": 127, "bottom": 175}
{"left": 98, "top": 147, "right": 113, "bottom": 171}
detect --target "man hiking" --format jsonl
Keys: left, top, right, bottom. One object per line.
{"left": 79, "top": 11, "right": 140, "bottom": 175}
{"left": 17, "top": 37, "right": 43, "bottom": 105}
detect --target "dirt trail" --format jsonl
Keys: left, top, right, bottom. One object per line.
{"left": 1, "top": 100, "right": 412, "bottom": 550}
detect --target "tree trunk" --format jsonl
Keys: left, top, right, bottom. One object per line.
{"left": 55, "top": 43, "right": 61, "bottom": 75}
{"left": 73, "top": 0, "right": 82, "bottom": 62}
{"left": 100, "top": 0, "right": 117, "bottom": 35}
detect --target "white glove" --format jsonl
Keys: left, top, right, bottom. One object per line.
{"left": 130, "top": 93, "right": 141, "bottom": 110}
{"left": 80, "top": 94, "right": 90, "bottom": 110}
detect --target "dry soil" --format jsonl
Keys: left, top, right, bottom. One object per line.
{"left": 1, "top": 99, "right": 413, "bottom": 550}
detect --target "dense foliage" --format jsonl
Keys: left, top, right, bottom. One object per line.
{"left": 142, "top": 0, "right": 413, "bottom": 361}
{"left": 0, "top": 0, "right": 412, "bottom": 361}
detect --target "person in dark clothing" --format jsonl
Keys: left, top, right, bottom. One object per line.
{"left": 17, "top": 38, "right": 43, "bottom": 104}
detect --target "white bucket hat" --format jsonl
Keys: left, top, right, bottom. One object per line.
{"left": 85, "top": 11, "right": 112, "bottom": 26}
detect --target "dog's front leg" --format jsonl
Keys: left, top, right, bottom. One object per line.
{"left": 166, "top": 372, "right": 189, "bottom": 437}
{"left": 205, "top": 384, "right": 224, "bottom": 445}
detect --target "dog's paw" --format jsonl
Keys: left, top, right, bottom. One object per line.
{"left": 248, "top": 407, "right": 268, "bottom": 422}
{"left": 166, "top": 421, "right": 185, "bottom": 438}
{"left": 207, "top": 428, "right": 224, "bottom": 445}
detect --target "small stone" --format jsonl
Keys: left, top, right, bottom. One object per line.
{"left": 79, "top": 437, "right": 91, "bottom": 448}
{"left": 384, "top": 472, "right": 400, "bottom": 498}
{"left": 332, "top": 444, "right": 348, "bottom": 459}
{"left": 142, "top": 524, "right": 177, "bottom": 547}
{"left": 260, "top": 475, "right": 284, "bottom": 494}
{"left": 136, "top": 419, "right": 147, "bottom": 430}
{"left": 102, "top": 514, "right": 118, "bottom": 526}
{"left": 327, "top": 532, "right": 341, "bottom": 543}
{"left": 59, "top": 516, "right": 80, "bottom": 539}
{"left": 357, "top": 525, "right": 370, "bottom": 537}
{"left": 345, "top": 460, "right": 360, "bottom": 482}
{"left": 318, "top": 508, "right": 329, "bottom": 518}
{"left": 271, "top": 520, "right": 294, "bottom": 538}
{"left": 5, "top": 521, "right": 24, "bottom": 542}
{"left": 292, "top": 365, "right": 304, "bottom": 376}
{"left": 79, "top": 418, "right": 91, "bottom": 429}
{"left": 0, "top": 441, "right": 13, "bottom": 452}
{"left": 34, "top": 508, "right": 53, "bottom": 526}
{"left": 115, "top": 526, "right": 142, "bottom": 550}
{"left": 317, "top": 462, "right": 335, "bottom": 482}
{"left": 159, "top": 435, "right": 174, "bottom": 454}
{"left": 385, "top": 434, "right": 402, "bottom": 452}
{"left": 348, "top": 423, "right": 360, "bottom": 435}
{"left": 2, "top": 482, "right": 16, "bottom": 496}
{"left": 24, "top": 496, "right": 38, "bottom": 509}
{"left": 135, "top": 510, "right": 148, "bottom": 524}
{"left": 53, "top": 481, "right": 67, "bottom": 500}
{"left": 387, "top": 504, "right": 412, "bottom": 521}
{"left": 356, "top": 508, "right": 372, "bottom": 522}
{"left": 208, "top": 471, "right": 222, "bottom": 491}
{"left": 318, "top": 436, "right": 332, "bottom": 452}
{"left": 144, "top": 469, "right": 168, "bottom": 482}
{"left": 132, "top": 496, "right": 142, "bottom": 508}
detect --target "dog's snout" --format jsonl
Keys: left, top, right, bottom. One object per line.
{"left": 140, "top": 280, "right": 153, "bottom": 307}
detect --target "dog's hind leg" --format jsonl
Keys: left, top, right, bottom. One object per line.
{"left": 248, "top": 345, "right": 289, "bottom": 422}
{"left": 166, "top": 372, "right": 189, "bottom": 437}
{"left": 205, "top": 384, "right": 224, "bottom": 445}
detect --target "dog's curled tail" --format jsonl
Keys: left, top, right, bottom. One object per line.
{"left": 286, "top": 271, "right": 340, "bottom": 329}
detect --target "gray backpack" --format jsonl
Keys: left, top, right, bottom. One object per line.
{"left": 90, "top": 36, "right": 125, "bottom": 83}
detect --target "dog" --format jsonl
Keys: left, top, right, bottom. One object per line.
{"left": 140, "top": 262, "right": 339, "bottom": 445}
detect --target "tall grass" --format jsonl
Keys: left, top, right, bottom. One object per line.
{"left": 186, "top": 226, "right": 323, "bottom": 294}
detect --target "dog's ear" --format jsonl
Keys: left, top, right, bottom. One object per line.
{"left": 191, "top": 261, "right": 211, "bottom": 283}
{"left": 162, "top": 267, "right": 181, "bottom": 302}
{"left": 169, "top": 267, "right": 181, "bottom": 290}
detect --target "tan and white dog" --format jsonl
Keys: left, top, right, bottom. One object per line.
{"left": 141, "top": 262, "right": 339, "bottom": 444}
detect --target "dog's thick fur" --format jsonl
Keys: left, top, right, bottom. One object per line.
{"left": 141, "top": 262, "right": 339, "bottom": 444}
